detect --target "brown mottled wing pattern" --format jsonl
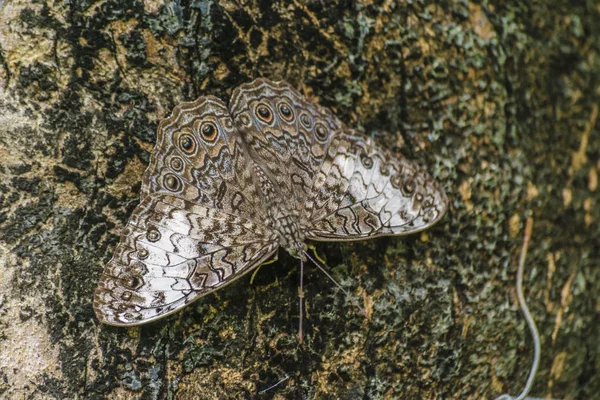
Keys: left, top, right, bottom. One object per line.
{"left": 140, "top": 96, "right": 265, "bottom": 219}
{"left": 94, "top": 78, "right": 448, "bottom": 327}
{"left": 94, "top": 97, "right": 278, "bottom": 326}
{"left": 227, "top": 78, "right": 447, "bottom": 240}
{"left": 228, "top": 78, "right": 343, "bottom": 211}
{"left": 305, "top": 130, "right": 448, "bottom": 240}
{"left": 94, "top": 194, "right": 278, "bottom": 326}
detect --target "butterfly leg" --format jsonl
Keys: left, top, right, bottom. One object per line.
{"left": 298, "top": 257, "right": 305, "bottom": 344}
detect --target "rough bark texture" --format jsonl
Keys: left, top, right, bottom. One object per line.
{"left": 0, "top": 0, "right": 598, "bottom": 399}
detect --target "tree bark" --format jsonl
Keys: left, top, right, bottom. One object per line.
{"left": 0, "top": 0, "right": 598, "bottom": 399}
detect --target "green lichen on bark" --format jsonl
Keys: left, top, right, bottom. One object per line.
{"left": 0, "top": 0, "right": 598, "bottom": 399}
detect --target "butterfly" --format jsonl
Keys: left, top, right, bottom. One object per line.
{"left": 93, "top": 78, "right": 448, "bottom": 329}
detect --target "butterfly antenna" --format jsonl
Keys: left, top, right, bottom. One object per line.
{"left": 304, "top": 251, "right": 368, "bottom": 319}
{"left": 298, "top": 257, "right": 304, "bottom": 344}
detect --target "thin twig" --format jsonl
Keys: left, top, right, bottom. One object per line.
{"left": 258, "top": 374, "right": 290, "bottom": 395}
{"left": 495, "top": 217, "right": 541, "bottom": 400}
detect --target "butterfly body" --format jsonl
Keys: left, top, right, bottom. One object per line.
{"left": 250, "top": 157, "right": 307, "bottom": 259}
{"left": 94, "top": 78, "right": 447, "bottom": 326}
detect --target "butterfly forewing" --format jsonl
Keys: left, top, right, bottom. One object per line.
{"left": 94, "top": 194, "right": 278, "bottom": 326}
{"left": 95, "top": 97, "right": 279, "bottom": 326}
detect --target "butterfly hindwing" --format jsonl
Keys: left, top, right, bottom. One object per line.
{"left": 140, "top": 96, "right": 265, "bottom": 220}
{"left": 94, "top": 194, "right": 279, "bottom": 326}
{"left": 229, "top": 78, "right": 343, "bottom": 211}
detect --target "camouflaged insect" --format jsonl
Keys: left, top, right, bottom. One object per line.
{"left": 94, "top": 78, "right": 448, "bottom": 326}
